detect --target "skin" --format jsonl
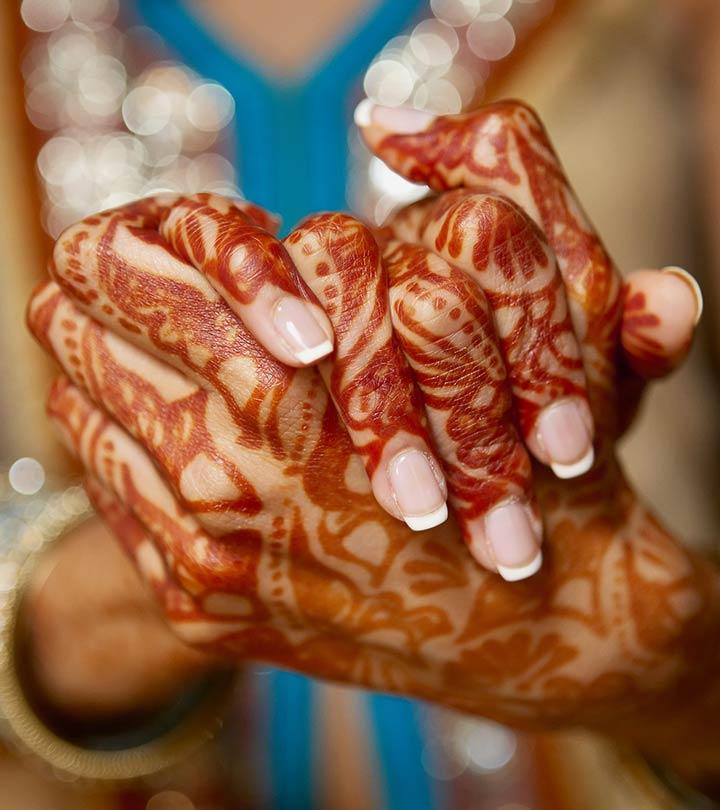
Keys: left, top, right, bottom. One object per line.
{"left": 25, "top": 102, "right": 717, "bottom": 789}
{"left": 21, "top": 517, "right": 216, "bottom": 724}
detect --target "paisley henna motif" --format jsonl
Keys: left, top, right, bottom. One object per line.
{"left": 383, "top": 239, "right": 537, "bottom": 565}
{"left": 389, "top": 191, "right": 590, "bottom": 451}
{"left": 284, "top": 212, "right": 446, "bottom": 524}
{"left": 366, "top": 101, "right": 623, "bottom": 425}
{"left": 27, "top": 102, "right": 718, "bottom": 777}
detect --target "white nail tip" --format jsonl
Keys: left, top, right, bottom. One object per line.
{"left": 551, "top": 446, "right": 594, "bottom": 480}
{"left": 497, "top": 551, "right": 543, "bottom": 582}
{"left": 293, "top": 340, "right": 334, "bottom": 365}
{"left": 663, "top": 266, "right": 704, "bottom": 326}
{"left": 353, "top": 98, "right": 374, "bottom": 128}
{"left": 404, "top": 502, "right": 448, "bottom": 532}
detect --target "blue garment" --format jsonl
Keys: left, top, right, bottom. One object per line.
{"left": 135, "top": 0, "right": 426, "bottom": 233}
{"left": 133, "top": 2, "right": 436, "bottom": 807}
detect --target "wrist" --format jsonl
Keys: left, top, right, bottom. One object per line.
{"left": 0, "top": 490, "right": 235, "bottom": 780}
{"left": 19, "top": 513, "right": 219, "bottom": 725}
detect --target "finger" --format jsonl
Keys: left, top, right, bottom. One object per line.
{"left": 28, "top": 289, "right": 290, "bottom": 537}
{"left": 622, "top": 267, "right": 703, "bottom": 379}
{"left": 284, "top": 212, "right": 449, "bottom": 531}
{"left": 83, "top": 474, "right": 182, "bottom": 611}
{"left": 385, "top": 240, "right": 542, "bottom": 581}
{"left": 46, "top": 205, "right": 295, "bottom": 438}
{"left": 47, "top": 378, "right": 270, "bottom": 642}
{"left": 357, "top": 100, "right": 623, "bottom": 417}
{"left": 159, "top": 193, "right": 334, "bottom": 366}
{"left": 410, "top": 191, "right": 595, "bottom": 479}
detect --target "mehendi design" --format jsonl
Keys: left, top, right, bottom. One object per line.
{"left": 284, "top": 213, "right": 446, "bottom": 522}
{"left": 386, "top": 190, "right": 590, "bottom": 460}
{"left": 370, "top": 101, "right": 623, "bottom": 428}
{"left": 383, "top": 238, "right": 537, "bottom": 562}
{"left": 27, "top": 102, "right": 719, "bottom": 765}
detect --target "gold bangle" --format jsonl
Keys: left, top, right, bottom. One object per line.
{"left": 0, "top": 485, "right": 235, "bottom": 782}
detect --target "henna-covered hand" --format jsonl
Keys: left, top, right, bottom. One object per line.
{"left": 356, "top": 99, "right": 702, "bottom": 573}
{"left": 27, "top": 102, "right": 717, "bottom": 784}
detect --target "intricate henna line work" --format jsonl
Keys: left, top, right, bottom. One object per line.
{"left": 159, "top": 194, "right": 312, "bottom": 304}
{"left": 384, "top": 239, "right": 535, "bottom": 541}
{"left": 415, "top": 191, "right": 589, "bottom": 444}
{"left": 284, "top": 213, "right": 436, "bottom": 476}
{"left": 30, "top": 139, "right": 720, "bottom": 751}
{"left": 50, "top": 204, "right": 297, "bottom": 453}
{"left": 40, "top": 292, "right": 263, "bottom": 519}
{"left": 41, "top": 350, "right": 720, "bottom": 735}
{"left": 373, "top": 101, "right": 623, "bottom": 425}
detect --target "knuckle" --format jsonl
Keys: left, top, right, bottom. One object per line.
{"left": 289, "top": 212, "right": 376, "bottom": 258}
{"left": 51, "top": 214, "right": 102, "bottom": 279}
{"left": 26, "top": 279, "right": 62, "bottom": 344}
{"left": 391, "top": 273, "right": 488, "bottom": 346}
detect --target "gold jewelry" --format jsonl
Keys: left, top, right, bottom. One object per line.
{"left": 0, "top": 482, "right": 235, "bottom": 782}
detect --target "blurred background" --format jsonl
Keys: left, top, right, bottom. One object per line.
{"left": 1, "top": 0, "right": 719, "bottom": 807}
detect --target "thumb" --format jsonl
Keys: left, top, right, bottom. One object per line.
{"left": 621, "top": 267, "right": 703, "bottom": 379}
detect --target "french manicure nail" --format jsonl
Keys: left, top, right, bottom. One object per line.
{"left": 353, "top": 98, "right": 374, "bottom": 127}
{"left": 388, "top": 450, "right": 448, "bottom": 531}
{"left": 353, "top": 100, "right": 436, "bottom": 134}
{"left": 537, "top": 400, "right": 594, "bottom": 479}
{"left": 662, "top": 266, "right": 704, "bottom": 326}
{"left": 272, "top": 297, "right": 333, "bottom": 364}
{"left": 483, "top": 501, "right": 543, "bottom": 582}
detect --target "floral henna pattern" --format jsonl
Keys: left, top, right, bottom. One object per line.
{"left": 383, "top": 239, "right": 541, "bottom": 558}
{"left": 44, "top": 365, "right": 720, "bottom": 758}
{"left": 28, "top": 102, "right": 719, "bottom": 771}
{"left": 367, "top": 101, "right": 624, "bottom": 427}
{"left": 284, "top": 212, "right": 447, "bottom": 526}
{"left": 159, "top": 195, "right": 334, "bottom": 366}
{"left": 387, "top": 190, "right": 591, "bottom": 466}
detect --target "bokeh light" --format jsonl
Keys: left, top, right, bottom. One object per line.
{"left": 467, "top": 14, "right": 517, "bottom": 61}
{"left": 8, "top": 458, "right": 46, "bottom": 496}
{"left": 22, "top": 2, "right": 240, "bottom": 238}
{"left": 353, "top": 0, "right": 552, "bottom": 224}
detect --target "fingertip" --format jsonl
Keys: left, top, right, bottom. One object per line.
{"left": 385, "top": 448, "right": 448, "bottom": 531}
{"left": 270, "top": 296, "right": 335, "bottom": 366}
{"left": 353, "top": 99, "right": 437, "bottom": 137}
{"left": 404, "top": 502, "right": 448, "bottom": 532}
{"left": 551, "top": 446, "right": 595, "bottom": 480}
{"left": 534, "top": 398, "right": 595, "bottom": 478}
{"left": 481, "top": 500, "right": 543, "bottom": 582}
{"left": 624, "top": 268, "right": 700, "bottom": 363}
{"left": 662, "top": 266, "right": 703, "bottom": 326}
{"left": 497, "top": 550, "right": 543, "bottom": 583}
{"left": 353, "top": 98, "right": 374, "bottom": 128}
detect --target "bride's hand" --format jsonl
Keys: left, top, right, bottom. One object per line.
{"left": 26, "top": 104, "right": 716, "bottom": 781}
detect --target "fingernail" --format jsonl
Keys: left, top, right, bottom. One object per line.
{"left": 353, "top": 98, "right": 374, "bottom": 127}
{"left": 388, "top": 450, "right": 448, "bottom": 531}
{"left": 536, "top": 400, "right": 594, "bottom": 479}
{"left": 353, "top": 100, "right": 436, "bottom": 134}
{"left": 272, "top": 297, "right": 333, "bottom": 364}
{"left": 662, "top": 266, "right": 703, "bottom": 326}
{"left": 484, "top": 501, "right": 542, "bottom": 582}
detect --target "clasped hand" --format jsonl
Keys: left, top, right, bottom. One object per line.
{"left": 28, "top": 102, "right": 719, "bottom": 774}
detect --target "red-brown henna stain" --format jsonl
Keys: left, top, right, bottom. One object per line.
{"left": 27, "top": 103, "right": 720, "bottom": 775}
{"left": 47, "top": 198, "right": 294, "bottom": 454}
{"left": 384, "top": 239, "right": 534, "bottom": 536}
{"left": 416, "top": 191, "right": 587, "bottom": 440}
{"left": 159, "top": 194, "right": 312, "bottom": 306}
{"left": 621, "top": 288, "right": 690, "bottom": 379}
{"left": 285, "top": 213, "right": 433, "bottom": 475}
{"left": 372, "top": 101, "right": 624, "bottom": 429}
